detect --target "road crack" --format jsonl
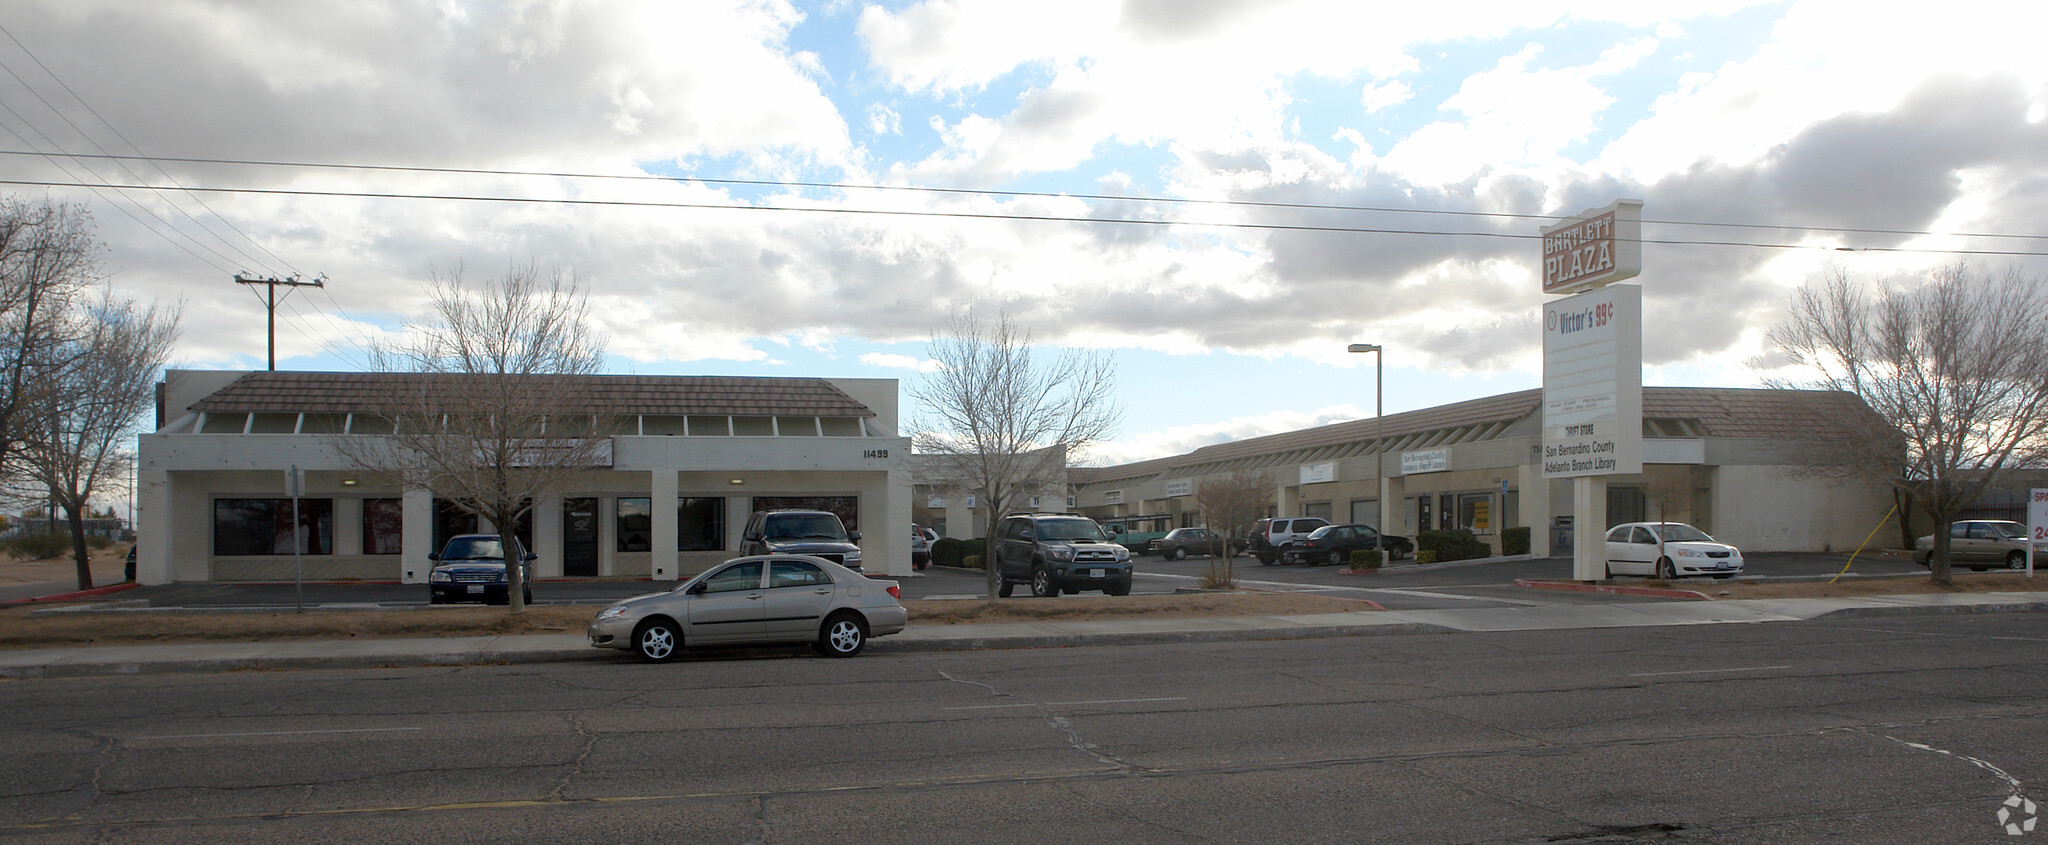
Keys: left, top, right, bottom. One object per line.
{"left": 937, "top": 669, "right": 1148, "bottom": 773}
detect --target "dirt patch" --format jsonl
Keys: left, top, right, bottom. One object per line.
{"left": 0, "top": 543, "right": 130, "bottom": 588}
{"left": 0, "top": 590, "right": 1375, "bottom": 651}
{"left": 1692, "top": 572, "right": 2048, "bottom": 600}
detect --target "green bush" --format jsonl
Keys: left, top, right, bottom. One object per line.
{"left": 2, "top": 531, "right": 69, "bottom": 560}
{"left": 1415, "top": 549, "right": 1437, "bottom": 564}
{"left": 963, "top": 554, "right": 980, "bottom": 570}
{"left": 1418, "top": 528, "right": 1491, "bottom": 562}
{"left": 1501, "top": 526, "right": 1530, "bottom": 556}
{"left": 1351, "top": 549, "right": 1383, "bottom": 569}
{"left": 932, "top": 537, "right": 965, "bottom": 568}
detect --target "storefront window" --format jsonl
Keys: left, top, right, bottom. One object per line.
{"left": 679, "top": 497, "right": 725, "bottom": 551}
{"left": 1302, "top": 501, "right": 1332, "bottom": 521}
{"left": 214, "top": 498, "right": 333, "bottom": 555}
{"left": 618, "top": 497, "right": 652, "bottom": 552}
{"left": 1457, "top": 493, "right": 1493, "bottom": 534}
{"left": 363, "top": 498, "right": 402, "bottom": 554}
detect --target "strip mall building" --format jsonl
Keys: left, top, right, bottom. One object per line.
{"left": 1065, "top": 386, "right": 1893, "bottom": 556}
{"left": 135, "top": 370, "right": 913, "bottom": 585}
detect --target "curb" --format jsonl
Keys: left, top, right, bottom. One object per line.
{"left": 0, "top": 581, "right": 141, "bottom": 607}
{"left": 1813, "top": 600, "right": 2048, "bottom": 620}
{"left": 1513, "top": 579, "right": 1713, "bottom": 601}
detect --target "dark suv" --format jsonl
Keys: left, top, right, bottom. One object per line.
{"left": 740, "top": 510, "right": 864, "bottom": 571}
{"left": 995, "top": 513, "right": 1132, "bottom": 597}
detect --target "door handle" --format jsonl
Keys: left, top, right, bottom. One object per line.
{"left": 747, "top": 593, "right": 762, "bottom": 600}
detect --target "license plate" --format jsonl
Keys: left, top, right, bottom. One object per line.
{"left": 1089, "top": 568, "right": 1105, "bottom": 578}
{"left": 467, "top": 585, "right": 484, "bottom": 593}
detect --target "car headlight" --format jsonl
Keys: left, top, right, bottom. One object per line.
{"left": 595, "top": 605, "right": 629, "bottom": 621}
{"left": 844, "top": 549, "right": 862, "bottom": 562}
{"left": 1113, "top": 546, "right": 1130, "bottom": 562}
{"left": 430, "top": 570, "right": 452, "bottom": 582}
{"left": 1674, "top": 549, "right": 1702, "bottom": 558}
{"left": 1049, "top": 546, "right": 1075, "bottom": 562}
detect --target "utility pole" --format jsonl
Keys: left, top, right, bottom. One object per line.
{"left": 234, "top": 273, "right": 326, "bottom": 370}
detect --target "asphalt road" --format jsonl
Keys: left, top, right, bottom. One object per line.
{"left": 2, "top": 612, "right": 2042, "bottom": 843}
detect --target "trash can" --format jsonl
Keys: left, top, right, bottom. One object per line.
{"left": 1549, "top": 516, "right": 1574, "bottom": 558}
{"left": 124, "top": 545, "right": 136, "bottom": 582}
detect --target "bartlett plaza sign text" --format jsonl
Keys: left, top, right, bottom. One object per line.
{"left": 1541, "top": 199, "right": 1642, "bottom": 295}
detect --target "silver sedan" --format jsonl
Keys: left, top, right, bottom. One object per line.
{"left": 588, "top": 555, "right": 908, "bottom": 662}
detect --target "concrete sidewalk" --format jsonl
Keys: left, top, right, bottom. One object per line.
{"left": 2, "top": 591, "right": 2045, "bottom": 679}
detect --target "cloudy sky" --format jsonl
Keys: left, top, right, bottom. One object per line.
{"left": 1, "top": 0, "right": 2043, "bottom": 466}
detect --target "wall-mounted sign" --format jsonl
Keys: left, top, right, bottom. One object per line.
{"left": 1402, "top": 448, "right": 1449, "bottom": 474}
{"left": 1542, "top": 284, "right": 1643, "bottom": 478}
{"left": 1541, "top": 199, "right": 1642, "bottom": 295}
{"left": 1300, "top": 462, "right": 1336, "bottom": 485}
{"left": 965, "top": 495, "right": 976, "bottom": 508}
{"left": 926, "top": 497, "right": 946, "bottom": 509}
{"left": 1164, "top": 479, "right": 1192, "bottom": 497}
{"left": 1104, "top": 490, "right": 1123, "bottom": 505}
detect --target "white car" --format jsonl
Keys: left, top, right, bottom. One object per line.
{"left": 1603, "top": 522, "right": 1745, "bottom": 579}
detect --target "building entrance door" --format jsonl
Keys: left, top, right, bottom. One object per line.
{"left": 563, "top": 497, "right": 599, "bottom": 577}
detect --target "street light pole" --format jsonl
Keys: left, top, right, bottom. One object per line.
{"left": 1347, "top": 343, "right": 1383, "bottom": 559}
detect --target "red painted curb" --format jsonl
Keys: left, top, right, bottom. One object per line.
{"left": 0, "top": 581, "right": 141, "bottom": 607}
{"left": 1514, "top": 579, "right": 1712, "bottom": 601}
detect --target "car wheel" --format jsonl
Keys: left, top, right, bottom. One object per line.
{"left": 632, "top": 619, "right": 682, "bottom": 663}
{"left": 1170, "top": 547, "right": 1186, "bottom": 561}
{"left": 1655, "top": 557, "right": 1676, "bottom": 580}
{"left": 1032, "top": 566, "right": 1058, "bottom": 597}
{"left": 2008, "top": 551, "right": 2027, "bottom": 570}
{"left": 1107, "top": 579, "right": 1131, "bottom": 596}
{"left": 818, "top": 612, "right": 867, "bottom": 657}
{"left": 998, "top": 579, "right": 1014, "bottom": 598}
{"left": 1258, "top": 554, "right": 1276, "bottom": 566}
{"left": 1324, "top": 551, "right": 1343, "bottom": 567}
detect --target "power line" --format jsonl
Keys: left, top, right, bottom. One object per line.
{"left": 3, "top": 177, "right": 2044, "bottom": 258}
{"left": 3, "top": 148, "right": 2043, "bottom": 244}
{"left": 0, "top": 120, "right": 238, "bottom": 274}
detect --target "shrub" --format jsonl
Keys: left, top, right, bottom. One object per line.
{"left": 2, "top": 531, "right": 69, "bottom": 560}
{"left": 1352, "top": 548, "right": 1383, "bottom": 569}
{"left": 963, "top": 554, "right": 980, "bottom": 570}
{"left": 1418, "top": 528, "right": 1490, "bottom": 562}
{"left": 931, "top": 537, "right": 965, "bottom": 568}
{"left": 1502, "top": 526, "right": 1531, "bottom": 556}
{"left": 87, "top": 534, "right": 113, "bottom": 550}
{"left": 1415, "top": 550, "right": 1437, "bottom": 564}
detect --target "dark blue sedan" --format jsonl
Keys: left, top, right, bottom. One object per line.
{"left": 428, "top": 534, "right": 537, "bottom": 605}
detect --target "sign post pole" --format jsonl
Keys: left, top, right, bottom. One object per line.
{"left": 2028, "top": 488, "right": 2047, "bottom": 578}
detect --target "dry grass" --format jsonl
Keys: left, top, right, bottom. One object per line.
{"left": 0, "top": 590, "right": 1374, "bottom": 651}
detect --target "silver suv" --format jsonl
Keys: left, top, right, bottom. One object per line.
{"left": 1247, "top": 517, "right": 1331, "bottom": 566}
{"left": 995, "top": 513, "right": 1132, "bottom": 597}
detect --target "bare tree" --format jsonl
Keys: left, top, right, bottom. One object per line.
{"left": 1765, "top": 264, "right": 2048, "bottom": 584}
{"left": 910, "top": 312, "right": 1121, "bottom": 600}
{"left": 1195, "top": 471, "right": 1272, "bottom": 588}
{"left": 16, "top": 293, "right": 179, "bottom": 588}
{"left": 0, "top": 198, "right": 98, "bottom": 473}
{"left": 327, "top": 262, "right": 615, "bottom": 612}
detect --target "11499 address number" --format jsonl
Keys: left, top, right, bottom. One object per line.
{"left": 863, "top": 449, "right": 890, "bottom": 459}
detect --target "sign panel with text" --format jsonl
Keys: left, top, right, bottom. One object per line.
{"left": 1542, "top": 285, "right": 1643, "bottom": 478}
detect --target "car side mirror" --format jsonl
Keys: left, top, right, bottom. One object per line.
{"left": 427, "top": 553, "right": 440, "bottom": 561}
{"left": 687, "top": 582, "right": 707, "bottom": 595}
{"left": 848, "top": 530, "right": 861, "bottom": 542}
{"left": 1020, "top": 530, "right": 1035, "bottom": 541}
{"left": 522, "top": 553, "right": 538, "bottom": 561}
{"left": 743, "top": 531, "right": 761, "bottom": 542}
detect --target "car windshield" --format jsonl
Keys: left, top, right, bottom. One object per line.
{"left": 1653, "top": 524, "right": 1714, "bottom": 543}
{"left": 764, "top": 514, "right": 848, "bottom": 540}
{"left": 1037, "top": 518, "right": 1107, "bottom": 542}
{"left": 440, "top": 537, "right": 504, "bottom": 560}
{"left": 1307, "top": 526, "right": 1336, "bottom": 539}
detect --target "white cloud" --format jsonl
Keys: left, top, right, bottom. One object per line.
{"left": 860, "top": 352, "right": 942, "bottom": 372}
{"left": 1360, "top": 79, "right": 1412, "bottom": 113}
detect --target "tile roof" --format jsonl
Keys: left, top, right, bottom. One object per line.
{"left": 188, "top": 371, "right": 876, "bottom": 418}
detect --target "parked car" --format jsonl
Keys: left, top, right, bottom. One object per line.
{"left": 1284, "top": 524, "right": 1413, "bottom": 566}
{"left": 995, "top": 512, "right": 1132, "bottom": 597}
{"left": 911, "top": 523, "right": 933, "bottom": 570}
{"left": 427, "top": 534, "right": 537, "bottom": 605}
{"left": 1152, "top": 527, "right": 1226, "bottom": 560}
{"left": 1246, "top": 517, "right": 1332, "bottom": 566}
{"left": 587, "top": 555, "right": 906, "bottom": 662}
{"left": 1914, "top": 520, "right": 2044, "bottom": 571}
{"left": 740, "top": 510, "right": 863, "bottom": 571}
{"left": 1603, "top": 522, "right": 1744, "bottom": 579}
